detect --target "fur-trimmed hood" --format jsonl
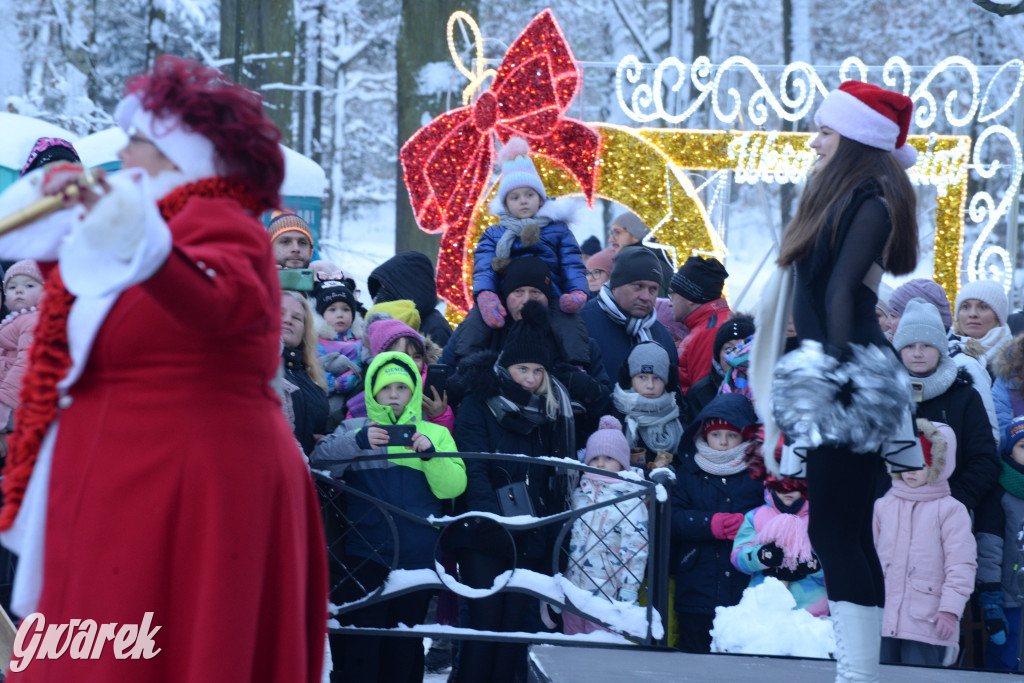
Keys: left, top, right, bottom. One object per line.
{"left": 486, "top": 194, "right": 582, "bottom": 225}
{"left": 454, "top": 349, "right": 501, "bottom": 399}
{"left": 314, "top": 309, "right": 364, "bottom": 342}
{"left": 903, "top": 418, "right": 956, "bottom": 484}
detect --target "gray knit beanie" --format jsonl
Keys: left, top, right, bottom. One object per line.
{"left": 893, "top": 298, "right": 949, "bottom": 354}
{"left": 626, "top": 341, "right": 670, "bottom": 384}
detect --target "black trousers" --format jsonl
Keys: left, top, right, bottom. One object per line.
{"left": 805, "top": 445, "right": 885, "bottom": 607}
{"left": 330, "top": 559, "right": 432, "bottom": 683}
{"left": 456, "top": 548, "right": 543, "bottom": 683}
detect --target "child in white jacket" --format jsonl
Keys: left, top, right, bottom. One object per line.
{"left": 564, "top": 415, "right": 649, "bottom": 635}
{"left": 873, "top": 419, "right": 977, "bottom": 666}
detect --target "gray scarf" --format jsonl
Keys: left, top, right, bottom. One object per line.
{"left": 597, "top": 284, "right": 657, "bottom": 342}
{"left": 611, "top": 385, "right": 683, "bottom": 452}
{"left": 694, "top": 438, "right": 749, "bottom": 476}
{"left": 911, "top": 354, "right": 958, "bottom": 401}
{"left": 495, "top": 212, "right": 553, "bottom": 262}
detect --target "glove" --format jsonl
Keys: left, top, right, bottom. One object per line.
{"left": 710, "top": 512, "right": 745, "bottom": 540}
{"left": 557, "top": 364, "right": 604, "bottom": 406}
{"left": 320, "top": 351, "right": 359, "bottom": 378}
{"left": 980, "top": 590, "right": 1008, "bottom": 645}
{"left": 559, "top": 290, "right": 587, "bottom": 314}
{"left": 757, "top": 542, "right": 784, "bottom": 568}
{"left": 935, "top": 611, "right": 959, "bottom": 641}
{"left": 799, "top": 553, "right": 821, "bottom": 574}
{"left": 477, "top": 291, "right": 507, "bottom": 329}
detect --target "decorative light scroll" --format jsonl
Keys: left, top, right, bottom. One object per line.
{"left": 615, "top": 54, "right": 1024, "bottom": 294}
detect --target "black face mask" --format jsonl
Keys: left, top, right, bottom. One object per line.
{"left": 770, "top": 489, "right": 806, "bottom": 515}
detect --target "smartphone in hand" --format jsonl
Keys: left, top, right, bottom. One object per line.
{"left": 424, "top": 364, "right": 450, "bottom": 397}
{"left": 379, "top": 424, "right": 415, "bottom": 447}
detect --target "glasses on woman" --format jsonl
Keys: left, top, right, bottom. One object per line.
{"left": 586, "top": 269, "right": 606, "bottom": 279}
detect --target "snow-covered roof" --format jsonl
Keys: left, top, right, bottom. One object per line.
{"left": 74, "top": 127, "right": 128, "bottom": 169}
{"left": 280, "top": 145, "right": 326, "bottom": 198}
{"left": 0, "top": 113, "right": 78, "bottom": 171}
{"left": 74, "top": 127, "right": 326, "bottom": 198}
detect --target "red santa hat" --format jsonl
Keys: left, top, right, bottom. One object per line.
{"left": 815, "top": 81, "right": 917, "bottom": 169}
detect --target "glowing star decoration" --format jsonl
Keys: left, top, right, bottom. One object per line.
{"left": 399, "top": 9, "right": 602, "bottom": 314}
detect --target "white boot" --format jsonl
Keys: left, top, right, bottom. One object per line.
{"left": 828, "top": 601, "right": 881, "bottom": 683}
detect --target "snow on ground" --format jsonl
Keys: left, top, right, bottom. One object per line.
{"left": 710, "top": 577, "right": 835, "bottom": 659}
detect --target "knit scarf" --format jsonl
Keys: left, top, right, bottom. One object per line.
{"left": 910, "top": 354, "right": 958, "bottom": 401}
{"left": 611, "top": 385, "right": 683, "bottom": 452}
{"left": 718, "top": 335, "right": 753, "bottom": 399}
{"left": 597, "top": 284, "right": 656, "bottom": 343}
{"left": 694, "top": 438, "right": 749, "bottom": 476}
{"left": 889, "top": 478, "right": 950, "bottom": 501}
{"left": 999, "top": 458, "right": 1024, "bottom": 500}
{"left": 494, "top": 212, "right": 552, "bottom": 263}
{"left": 0, "top": 177, "right": 264, "bottom": 531}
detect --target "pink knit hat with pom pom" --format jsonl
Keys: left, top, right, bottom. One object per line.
{"left": 496, "top": 136, "right": 547, "bottom": 210}
{"left": 584, "top": 415, "right": 631, "bottom": 471}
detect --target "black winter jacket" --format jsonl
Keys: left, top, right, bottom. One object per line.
{"left": 452, "top": 353, "right": 575, "bottom": 563}
{"left": 368, "top": 250, "right": 452, "bottom": 346}
{"left": 913, "top": 367, "right": 1000, "bottom": 512}
{"left": 670, "top": 453, "right": 764, "bottom": 615}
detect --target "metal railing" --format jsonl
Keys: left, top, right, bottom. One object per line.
{"left": 315, "top": 451, "right": 674, "bottom": 648}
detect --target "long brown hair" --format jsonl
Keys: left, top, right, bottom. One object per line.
{"left": 777, "top": 136, "right": 918, "bottom": 275}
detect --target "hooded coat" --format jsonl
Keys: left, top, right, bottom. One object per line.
{"left": 671, "top": 393, "right": 763, "bottom": 615}
{"left": 872, "top": 421, "right": 977, "bottom": 656}
{"left": 310, "top": 352, "right": 466, "bottom": 569}
{"left": 368, "top": 251, "right": 452, "bottom": 346}
{"left": 474, "top": 198, "right": 587, "bottom": 299}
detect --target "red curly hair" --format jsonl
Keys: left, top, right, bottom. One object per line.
{"left": 124, "top": 55, "right": 284, "bottom": 212}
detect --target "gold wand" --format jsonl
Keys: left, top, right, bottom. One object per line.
{"left": 0, "top": 168, "right": 98, "bottom": 237}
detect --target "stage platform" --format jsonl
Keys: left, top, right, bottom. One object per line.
{"left": 528, "top": 645, "right": 1019, "bottom": 682}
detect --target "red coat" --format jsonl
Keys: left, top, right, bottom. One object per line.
{"left": 21, "top": 197, "right": 327, "bottom": 681}
{"left": 678, "top": 298, "right": 731, "bottom": 393}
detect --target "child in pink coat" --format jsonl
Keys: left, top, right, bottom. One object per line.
{"left": 873, "top": 420, "right": 977, "bottom": 666}
{"left": 0, "top": 260, "right": 44, "bottom": 442}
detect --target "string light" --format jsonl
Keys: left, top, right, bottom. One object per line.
{"left": 400, "top": 8, "right": 602, "bottom": 315}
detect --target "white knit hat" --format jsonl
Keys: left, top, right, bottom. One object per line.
{"left": 955, "top": 279, "right": 1009, "bottom": 326}
{"left": 815, "top": 80, "right": 917, "bottom": 169}
{"left": 496, "top": 137, "right": 547, "bottom": 209}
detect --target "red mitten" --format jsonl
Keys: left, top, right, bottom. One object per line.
{"left": 559, "top": 290, "right": 587, "bottom": 314}
{"left": 935, "top": 611, "right": 958, "bottom": 640}
{"left": 477, "top": 291, "right": 507, "bottom": 329}
{"left": 710, "top": 512, "right": 745, "bottom": 540}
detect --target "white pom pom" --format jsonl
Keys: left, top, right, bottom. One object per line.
{"left": 498, "top": 136, "right": 531, "bottom": 164}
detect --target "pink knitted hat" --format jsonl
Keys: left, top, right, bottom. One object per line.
{"left": 584, "top": 415, "right": 631, "bottom": 471}
{"left": 365, "top": 316, "right": 421, "bottom": 357}
{"left": 3, "top": 260, "right": 43, "bottom": 289}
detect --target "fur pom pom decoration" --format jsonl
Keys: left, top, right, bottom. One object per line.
{"left": 771, "top": 340, "right": 912, "bottom": 454}
{"left": 499, "top": 136, "right": 532, "bottom": 163}
{"left": 754, "top": 514, "right": 814, "bottom": 570}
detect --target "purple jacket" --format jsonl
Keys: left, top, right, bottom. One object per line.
{"left": 872, "top": 422, "right": 977, "bottom": 654}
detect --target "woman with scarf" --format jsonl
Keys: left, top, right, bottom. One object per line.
{"left": 0, "top": 57, "right": 326, "bottom": 681}
{"left": 754, "top": 81, "right": 922, "bottom": 682}
{"left": 611, "top": 341, "right": 685, "bottom": 469}
{"left": 452, "top": 300, "right": 575, "bottom": 683}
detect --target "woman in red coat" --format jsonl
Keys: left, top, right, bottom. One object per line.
{"left": 0, "top": 56, "right": 326, "bottom": 681}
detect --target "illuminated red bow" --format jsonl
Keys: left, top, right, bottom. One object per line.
{"left": 400, "top": 9, "right": 601, "bottom": 314}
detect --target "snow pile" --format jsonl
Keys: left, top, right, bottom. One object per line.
{"left": 710, "top": 577, "right": 834, "bottom": 659}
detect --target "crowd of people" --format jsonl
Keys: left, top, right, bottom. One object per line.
{"left": 0, "top": 57, "right": 1021, "bottom": 683}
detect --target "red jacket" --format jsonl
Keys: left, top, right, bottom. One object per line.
{"left": 678, "top": 298, "right": 731, "bottom": 393}
{"left": 31, "top": 197, "right": 327, "bottom": 682}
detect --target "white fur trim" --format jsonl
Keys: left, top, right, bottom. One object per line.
{"left": 78, "top": 172, "right": 147, "bottom": 261}
{"left": 815, "top": 89, "right": 899, "bottom": 151}
{"left": 114, "top": 94, "right": 218, "bottom": 182}
{"left": 892, "top": 144, "right": 917, "bottom": 169}
{"left": 750, "top": 266, "right": 795, "bottom": 478}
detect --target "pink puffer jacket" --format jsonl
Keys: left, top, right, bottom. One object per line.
{"left": 872, "top": 421, "right": 977, "bottom": 655}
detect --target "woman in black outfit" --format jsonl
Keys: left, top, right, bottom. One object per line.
{"left": 452, "top": 301, "right": 575, "bottom": 683}
{"left": 772, "top": 82, "right": 920, "bottom": 682}
{"left": 281, "top": 290, "right": 329, "bottom": 454}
